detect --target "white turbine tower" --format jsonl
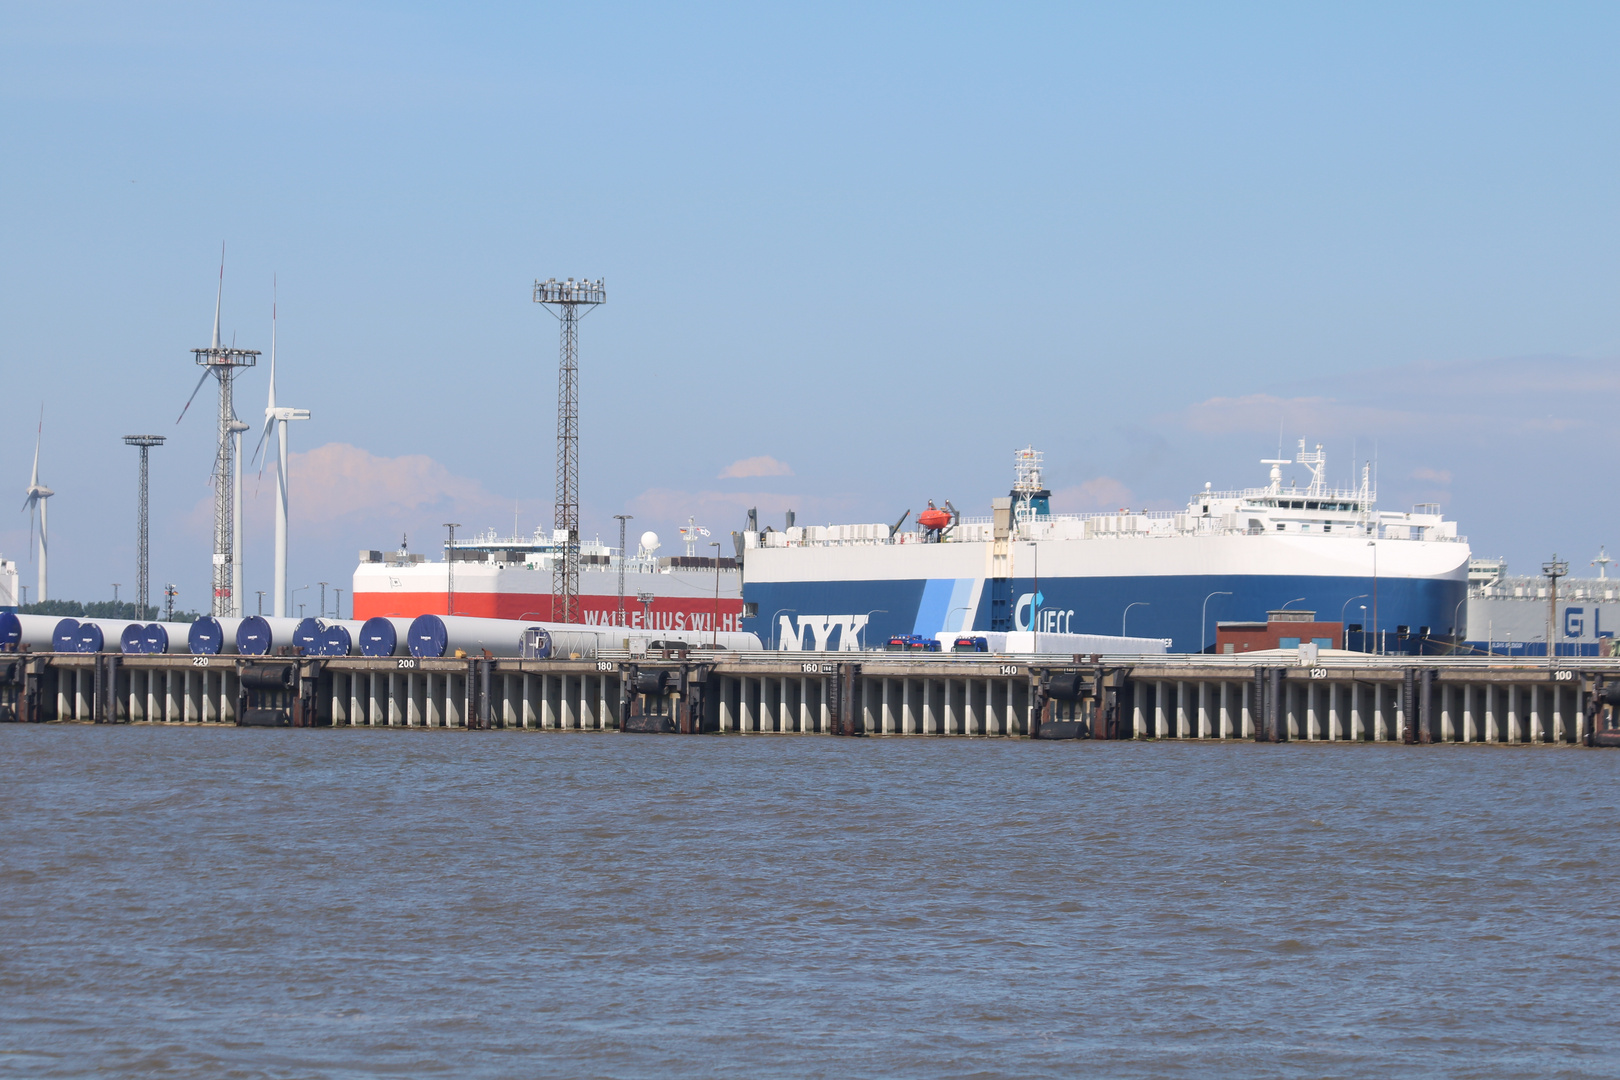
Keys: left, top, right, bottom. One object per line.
{"left": 253, "top": 283, "right": 309, "bottom": 617}
{"left": 229, "top": 418, "right": 249, "bottom": 616}
{"left": 20, "top": 409, "right": 53, "bottom": 603}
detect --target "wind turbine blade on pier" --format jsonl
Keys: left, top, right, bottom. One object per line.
{"left": 176, "top": 366, "right": 212, "bottom": 424}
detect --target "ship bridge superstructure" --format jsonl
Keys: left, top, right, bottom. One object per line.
{"left": 751, "top": 441, "right": 1463, "bottom": 550}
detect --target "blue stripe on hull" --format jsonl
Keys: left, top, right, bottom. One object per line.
{"left": 744, "top": 574, "right": 1468, "bottom": 652}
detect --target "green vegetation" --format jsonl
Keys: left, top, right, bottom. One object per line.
{"left": 17, "top": 600, "right": 202, "bottom": 623}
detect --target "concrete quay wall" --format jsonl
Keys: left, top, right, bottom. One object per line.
{"left": 4, "top": 651, "right": 1617, "bottom": 746}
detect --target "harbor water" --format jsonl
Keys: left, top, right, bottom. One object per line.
{"left": 1, "top": 727, "right": 1615, "bottom": 1078}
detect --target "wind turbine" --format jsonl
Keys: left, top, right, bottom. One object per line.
{"left": 178, "top": 245, "right": 259, "bottom": 616}
{"left": 252, "top": 280, "right": 309, "bottom": 618}
{"left": 20, "top": 409, "right": 53, "bottom": 602}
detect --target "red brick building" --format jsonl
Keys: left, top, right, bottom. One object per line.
{"left": 1214, "top": 610, "right": 1343, "bottom": 654}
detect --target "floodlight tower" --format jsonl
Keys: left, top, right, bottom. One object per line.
{"left": 181, "top": 251, "right": 259, "bottom": 616}
{"left": 123, "top": 435, "right": 166, "bottom": 617}
{"left": 533, "top": 276, "right": 606, "bottom": 624}
{"left": 1543, "top": 554, "right": 1569, "bottom": 665}
{"left": 613, "top": 514, "right": 632, "bottom": 627}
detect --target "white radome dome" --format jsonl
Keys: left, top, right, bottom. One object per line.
{"left": 639, "top": 531, "right": 660, "bottom": 554}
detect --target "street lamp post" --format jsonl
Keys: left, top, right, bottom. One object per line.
{"left": 1123, "top": 601, "right": 1149, "bottom": 637}
{"left": 1367, "top": 539, "right": 1379, "bottom": 654}
{"left": 291, "top": 584, "right": 308, "bottom": 620}
{"left": 1340, "top": 594, "right": 1369, "bottom": 649}
{"left": 1201, "top": 591, "right": 1232, "bottom": 654}
{"left": 859, "top": 609, "right": 888, "bottom": 651}
{"left": 1452, "top": 596, "right": 1468, "bottom": 654}
{"left": 709, "top": 541, "right": 722, "bottom": 646}
{"left": 444, "top": 523, "right": 462, "bottom": 617}
{"left": 769, "top": 608, "right": 797, "bottom": 650}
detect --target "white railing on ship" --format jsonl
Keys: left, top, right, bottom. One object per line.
{"left": 596, "top": 649, "right": 1618, "bottom": 669}
{"left": 776, "top": 522, "right": 1467, "bottom": 545}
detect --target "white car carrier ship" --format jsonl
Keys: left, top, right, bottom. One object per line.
{"left": 738, "top": 444, "right": 1471, "bottom": 654}
{"left": 353, "top": 526, "right": 742, "bottom": 633}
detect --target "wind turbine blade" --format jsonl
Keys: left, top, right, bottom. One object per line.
{"left": 212, "top": 241, "right": 224, "bottom": 349}
{"left": 267, "top": 277, "right": 277, "bottom": 410}
{"left": 176, "top": 366, "right": 212, "bottom": 424}
{"left": 30, "top": 406, "right": 42, "bottom": 487}
{"left": 252, "top": 415, "right": 273, "bottom": 471}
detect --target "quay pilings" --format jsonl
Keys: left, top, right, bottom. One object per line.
{"left": 3, "top": 651, "right": 1617, "bottom": 746}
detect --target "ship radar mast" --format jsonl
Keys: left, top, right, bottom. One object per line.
{"left": 680, "top": 517, "right": 710, "bottom": 557}
{"left": 1260, "top": 457, "right": 1290, "bottom": 494}
{"left": 1258, "top": 441, "right": 1333, "bottom": 498}
{"left": 1013, "top": 446, "right": 1044, "bottom": 494}
{"left": 1296, "top": 440, "right": 1327, "bottom": 496}
{"left": 1011, "top": 445, "right": 1051, "bottom": 522}
{"left": 1594, "top": 546, "right": 1613, "bottom": 580}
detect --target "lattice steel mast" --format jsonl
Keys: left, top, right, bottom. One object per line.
{"left": 614, "top": 514, "right": 632, "bottom": 627}
{"left": 181, "top": 251, "right": 258, "bottom": 616}
{"left": 533, "top": 276, "right": 605, "bottom": 623}
{"left": 123, "top": 435, "right": 165, "bottom": 617}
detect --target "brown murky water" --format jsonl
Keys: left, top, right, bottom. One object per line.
{"left": 1, "top": 725, "right": 1616, "bottom": 1078}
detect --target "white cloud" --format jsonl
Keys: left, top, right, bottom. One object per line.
{"left": 191, "top": 442, "right": 510, "bottom": 541}
{"left": 718, "top": 455, "right": 794, "bottom": 479}
{"left": 1175, "top": 392, "right": 1586, "bottom": 438}
{"left": 1177, "top": 393, "right": 1423, "bottom": 437}
{"left": 629, "top": 487, "right": 859, "bottom": 536}
{"left": 1050, "top": 478, "right": 1135, "bottom": 513}
{"left": 1412, "top": 466, "right": 1452, "bottom": 483}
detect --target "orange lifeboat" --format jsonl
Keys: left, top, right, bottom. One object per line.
{"left": 917, "top": 508, "right": 952, "bottom": 531}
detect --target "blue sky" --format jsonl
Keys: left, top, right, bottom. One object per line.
{"left": 2, "top": 2, "right": 1618, "bottom": 608}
